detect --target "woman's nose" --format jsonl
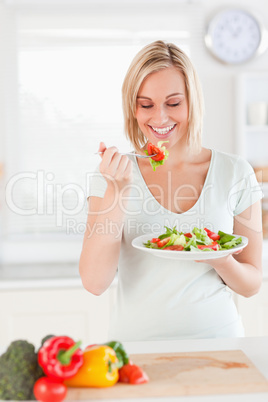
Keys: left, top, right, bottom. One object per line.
{"left": 151, "top": 106, "right": 169, "bottom": 126}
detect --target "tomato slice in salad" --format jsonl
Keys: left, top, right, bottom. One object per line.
{"left": 197, "top": 242, "right": 219, "bottom": 251}
{"left": 147, "top": 143, "right": 165, "bottom": 161}
{"left": 144, "top": 226, "right": 242, "bottom": 253}
{"left": 157, "top": 237, "right": 170, "bottom": 248}
{"left": 164, "top": 245, "right": 184, "bottom": 251}
{"left": 204, "top": 228, "right": 220, "bottom": 241}
{"left": 184, "top": 233, "right": 192, "bottom": 238}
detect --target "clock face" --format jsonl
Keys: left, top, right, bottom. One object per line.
{"left": 205, "top": 9, "right": 262, "bottom": 64}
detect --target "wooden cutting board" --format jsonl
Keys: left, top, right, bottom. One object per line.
{"left": 66, "top": 350, "right": 268, "bottom": 400}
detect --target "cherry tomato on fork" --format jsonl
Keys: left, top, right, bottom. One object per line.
{"left": 147, "top": 143, "right": 165, "bottom": 161}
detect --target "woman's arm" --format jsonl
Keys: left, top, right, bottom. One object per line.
{"left": 207, "top": 200, "right": 263, "bottom": 297}
{"left": 79, "top": 143, "right": 132, "bottom": 295}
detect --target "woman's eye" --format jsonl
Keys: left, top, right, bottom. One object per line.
{"left": 168, "top": 102, "right": 180, "bottom": 107}
{"left": 141, "top": 105, "right": 153, "bottom": 109}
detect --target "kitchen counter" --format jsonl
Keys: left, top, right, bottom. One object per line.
{"left": 0, "top": 262, "right": 82, "bottom": 290}
{"left": 68, "top": 337, "right": 268, "bottom": 402}
{"left": 0, "top": 262, "right": 120, "bottom": 290}
{"left": 0, "top": 337, "right": 267, "bottom": 402}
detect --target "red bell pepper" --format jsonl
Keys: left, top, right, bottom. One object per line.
{"left": 119, "top": 362, "right": 149, "bottom": 385}
{"left": 38, "top": 336, "right": 83, "bottom": 380}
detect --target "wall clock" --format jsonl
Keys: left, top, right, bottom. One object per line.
{"left": 205, "top": 8, "right": 267, "bottom": 64}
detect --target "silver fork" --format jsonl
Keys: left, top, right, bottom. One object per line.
{"left": 94, "top": 152, "right": 157, "bottom": 158}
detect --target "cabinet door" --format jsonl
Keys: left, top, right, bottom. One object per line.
{"left": 236, "top": 73, "right": 268, "bottom": 164}
{"left": 0, "top": 286, "right": 115, "bottom": 349}
{"left": 235, "top": 280, "right": 268, "bottom": 337}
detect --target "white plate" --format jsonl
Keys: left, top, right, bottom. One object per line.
{"left": 131, "top": 233, "right": 248, "bottom": 260}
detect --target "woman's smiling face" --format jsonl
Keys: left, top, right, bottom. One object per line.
{"left": 135, "top": 66, "right": 189, "bottom": 150}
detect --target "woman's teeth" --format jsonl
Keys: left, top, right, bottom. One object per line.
{"left": 151, "top": 124, "right": 175, "bottom": 135}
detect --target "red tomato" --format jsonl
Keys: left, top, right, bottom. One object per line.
{"left": 147, "top": 143, "right": 165, "bottom": 161}
{"left": 209, "top": 233, "right": 220, "bottom": 241}
{"left": 164, "top": 245, "right": 184, "bottom": 251}
{"left": 118, "top": 363, "right": 133, "bottom": 383}
{"left": 151, "top": 238, "right": 160, "bottom": 243}
{"left": 157, "top": 237, "right": 170, "bottom": 248}
{"left": 204, "top": 228, "right": 220, "bottom": 241}
{"left": 184, "top": 233, "right": 192, "bottom": 238}
{"left": 33, "top": 377, "right": 67, "bottom": 402}
{"left": 197, "top": 241, "right": 219, "bottom": 251}
{"left": 119, "top": 363, "right": 149, "bottom": 385}
{"left": 129, "top": 365, "right": 149, "bottom": 384}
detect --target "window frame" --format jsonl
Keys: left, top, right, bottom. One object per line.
{"left": 1, "top": 4, "right": 192, "bottom": 264}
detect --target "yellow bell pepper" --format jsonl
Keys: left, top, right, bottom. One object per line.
{"left": 65, "top": 345, "right": 119, "bottom": 388}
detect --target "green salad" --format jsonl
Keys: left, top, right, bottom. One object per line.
{"left": 143, "top": 226, "right": 242, "bottom": 252}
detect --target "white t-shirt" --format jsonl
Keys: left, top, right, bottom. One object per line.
{"left": 87, "top": 149, "right": 263, "bottom": 341}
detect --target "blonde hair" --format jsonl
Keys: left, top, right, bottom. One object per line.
{"left": 122, "top": 40, "right": 204, "bottom": 154}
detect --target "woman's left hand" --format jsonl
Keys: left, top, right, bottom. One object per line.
{"left": 195, "top": 201, "right": 263, "bottom": 297}
{"left": 194, "top": 249, "right": 243, "bottom": 266}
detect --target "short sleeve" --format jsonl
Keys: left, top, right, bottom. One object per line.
{"left": 86, "top": 164, "right": 107, "bottom": 199}
{"left": 229, "top": 158, "right": 263, "bottom": 216}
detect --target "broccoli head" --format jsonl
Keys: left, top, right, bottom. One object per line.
{"left": 0, "top": 340, "right": 43, "bottom": 400}
{"left": 40, "top": 334, "right": 55, "bottom": 347}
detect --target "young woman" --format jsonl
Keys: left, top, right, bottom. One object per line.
{"left": 79, "top": 41, "right": 263, "bottom": 341}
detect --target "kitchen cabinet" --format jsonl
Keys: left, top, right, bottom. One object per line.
{"left": 2, "top": 282, "right": 267, "bottom": 349}
{"left": 233, "top": 72, "right": 268, "bottom": 336}
{"left": 231, "top": 72, "right": 268, "bottom": 336}
{"left": 1, "top": 265, "right": 267, "bottom": 350}
{"left": 0, "top": 284, "right": 116, "bottom": 349}
{"left": 234, "top": 279, "right": 268, "bottom": 337}
{"left": 235, "top": 72, "right": 268, "bottom": 166}
{"left": 236, "top": 72, "right": 268, "bottom": 238}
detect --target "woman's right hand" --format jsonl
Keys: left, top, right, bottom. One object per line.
{"left": 98, "top": 142, "right": 133, "bottom": 191}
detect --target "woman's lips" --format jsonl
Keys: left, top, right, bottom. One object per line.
{"left": 148, "top": 124, "right": 176, "bottom": 139}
